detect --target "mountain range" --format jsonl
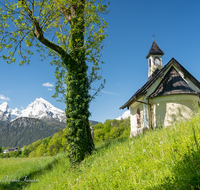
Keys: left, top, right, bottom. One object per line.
{"left": 0, "top": 98, "right": 66, "bottom": 123}
{"left": 0, "top": 98, "right": 99, "bottom": 147}
{"left": 0, "top": 97, "right": 99, "bottom": 125}
{"left": 0, "top": 98, "right": 129, "bottom": 147}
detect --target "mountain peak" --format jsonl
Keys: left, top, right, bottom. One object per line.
{"left": 0, "top": 98, "right": 66, "bottom": 123}
{"left": 0, "top": 102, "right": 9, "bottom": 112}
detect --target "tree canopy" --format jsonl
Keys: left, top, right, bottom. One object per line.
{"left": 0, "top": 0, "right": 109, "bottom": 164}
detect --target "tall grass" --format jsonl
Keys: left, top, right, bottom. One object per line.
{"left": 0, "top": 153, "right": 66, "bottom": 190}
{"left": 1, "top": 113, "right": 200, "bottom": 189}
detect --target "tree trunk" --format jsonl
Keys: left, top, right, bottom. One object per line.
{"left": 64, "top": 1, "right": 94, "bottom": 164}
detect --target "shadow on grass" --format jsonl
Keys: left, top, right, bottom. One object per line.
{"left": 0, "top": 157, "right": 59, "bottom": 190}
{"left": 153, "top": 129, "right": 200, "bottom": 190}
{"left": 95, "top": 137, "right": 128, "bottom": 152}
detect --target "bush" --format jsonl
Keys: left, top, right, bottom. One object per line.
{"left": 9, "top": 150, "right": 19, "bottom": 157}
{"left": 22, "top": 145, "right": 29, "bottom": 157}
{"left": 3, "top": 153, "right": 9, "bottom": 158}
{"left": 109, "top": 126, "right": 124, "bottom": 139}
{"left": 94, "top": 129, "right": 105, "bottom": 142}
{"left": 93, "top": 117, "right": 130, "bottom": 143}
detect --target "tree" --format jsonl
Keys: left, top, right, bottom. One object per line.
{"left": 22, "top": 145, "right": 29, "bottom": 157}
{"left": 0, "top": 0, "right": 108, "bottom": 164}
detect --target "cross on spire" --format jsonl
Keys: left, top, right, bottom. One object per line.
{"left": 152, "top": 34, "right": 155, "bottom": 41}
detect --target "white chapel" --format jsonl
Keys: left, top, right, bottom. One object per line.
{"left": 120, "top": 40, "right": 200, "bottom": 137}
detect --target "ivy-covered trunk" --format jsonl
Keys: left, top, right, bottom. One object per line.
{"left": 0, "top": 0, "right": 108, "bottom": 164}
{"left": 64, "top": 1, "right": 94, "bottom": 164}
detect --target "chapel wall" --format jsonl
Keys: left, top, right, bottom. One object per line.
{"left": 152, "top": 95, "right": 198, "bottom": 128}
{"left": 130, "top": 103, "right": 144, "bottom": 137}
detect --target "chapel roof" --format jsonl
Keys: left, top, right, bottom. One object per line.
{"left": 148, "top": 67, "right": 200, "bottom": 98}
{"left": 120, "top": 58, "right": 200, "bottom": 109}
{"left": 146, "top": 41, "right": 165, "bottom": 58}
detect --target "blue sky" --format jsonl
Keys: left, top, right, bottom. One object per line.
{"left": 1, "top": 0, "right": 200, "bottom": 122}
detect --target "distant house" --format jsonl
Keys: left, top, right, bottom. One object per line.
{"left": 3, "top": 147, "right": 18, "bottom": 154}
{"left": 120, "top": 40, "right": 200, "bottom": 137}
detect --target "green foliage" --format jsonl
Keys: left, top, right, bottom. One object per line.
{"left": 27, "top": 139, "right": 42, "bottom": 156}
{"left": 3, "top": 153, "right": 9, "bottom": 158}
{"left": 0, "top": 146, "right": 2, "bottom": 153}
{"left": 42, "top": 136, "right": 51, "bottom": 145}
{"left": 9, "top": 150, "right": 20, "bottom": 158}
{"left": 27, "top": 128, "right": 68, "bottom": 157}
{"left": 26, "top": 118, "right": 130, "bottom": 158}
{"left": 22, "top": 145, "right": 29, "bottom": 157}
{"left": 0, "top": 0, "right": 109, "bottom": 164}
{"left": 93, "top": 117, "right": 130, "bottom": 142}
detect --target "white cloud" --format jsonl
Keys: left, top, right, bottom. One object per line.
{"left": 42, "top": 82, "right": 54, "bottom": 87}
{"left": 101, "top": 90, "right": 119, "bottom": 96}
{"left": 48, "top": 88, "right": 53, "bottom": 91}
{"left": 0, "top": 94, "right": 10, "bottom": 101}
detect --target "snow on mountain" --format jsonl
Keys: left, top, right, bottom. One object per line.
{"left": 19, "top": 98, "right": 66, "bottom": 122}
{"left": 0, "top": 98, "right": 66, "bottom": 123}
{"left": 116, "top": 110, "right": 131, "bottom": 120}
{"left": 0, "top": 102, "right": 10, "bottom": 121}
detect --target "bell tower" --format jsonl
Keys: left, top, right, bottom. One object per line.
{"left": 146, "top": 38, "right": 164, "bottom": 78}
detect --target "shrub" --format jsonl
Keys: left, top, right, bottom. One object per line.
{"left": 94, "top": 129, "right": 105, "bottom": 142}
{"left": 9, "top": 150, "right": 19, "bottom": 157}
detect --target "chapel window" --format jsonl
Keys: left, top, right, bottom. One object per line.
{"left": 137, "top": 108, "right": 141, "bottom": 127}
{"left": 149, "top": 58, "right": 151, "bottom": 68}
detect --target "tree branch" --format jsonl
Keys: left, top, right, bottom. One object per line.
{"left": 21, "top": 0, "right": 71, "bottom": 62}
{"left": 53, "top": 0, "right": 72, "bottom": 24}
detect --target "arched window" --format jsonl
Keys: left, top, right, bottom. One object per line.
{"left": 137, "top": 108, "right": 141, "bottom": 127}
{"left": 149, "top": 58, "right": 151, "bottom": 68}
{"left": 154, "top": 57, "right": 160, "bottom": 65}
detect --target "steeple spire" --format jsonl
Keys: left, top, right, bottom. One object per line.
{"left": 147, "top": 40, "right": 164, "bottom": 79}
{"left": 146, "top": 40, "right": 164, "bottom": 58}
{"left": 152, "top": 34, "right": 155, "bottom": 42}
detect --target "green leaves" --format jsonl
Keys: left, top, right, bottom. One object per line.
{"left": 0, "top": 0, "right": 109, "bottom": 164}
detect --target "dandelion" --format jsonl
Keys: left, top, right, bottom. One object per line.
{"left": 159, "top": 145, "right": 161, "bottom": 147}
{"left": 143, "top": 149, "right": 145, "bottom": 152}
{"left": 160, "top": 141, "right": 163, "bottom": 144}
{"left": 131, "top": 141, "right": 134, "bottom": 144}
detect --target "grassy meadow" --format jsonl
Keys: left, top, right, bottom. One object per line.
{"left": 1, "top": 113, "right": 200, "bottom": 189}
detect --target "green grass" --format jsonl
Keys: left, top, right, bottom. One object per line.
{"left": 1, "top": 113, "right": 200, "bottom": 189}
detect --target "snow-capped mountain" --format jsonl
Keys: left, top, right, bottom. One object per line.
{"left": 0, "top": 102, "right": 11, "bottom": 121}
{"left": 0, "top": 98, "right": 66, "bottom": 123}
{"left": 116, "top": 110, "right": 131, "bottom": 120}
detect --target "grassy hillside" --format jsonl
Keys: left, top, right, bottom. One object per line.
{"left": 1, "top": 114, "right": 200, "bottom": 189}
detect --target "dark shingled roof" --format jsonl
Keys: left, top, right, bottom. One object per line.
{"left": 148, "top": 67, "right": 200, "bottom": 98}
{"left": 146, "top": 41, "right": 165, "bottom": 58}
{"left": 119, "top": 58, "right": 200, "bottom": 109}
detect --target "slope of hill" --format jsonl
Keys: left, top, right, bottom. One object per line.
{"left": 1, "top": 114, "right": 200, "bottom": 189}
